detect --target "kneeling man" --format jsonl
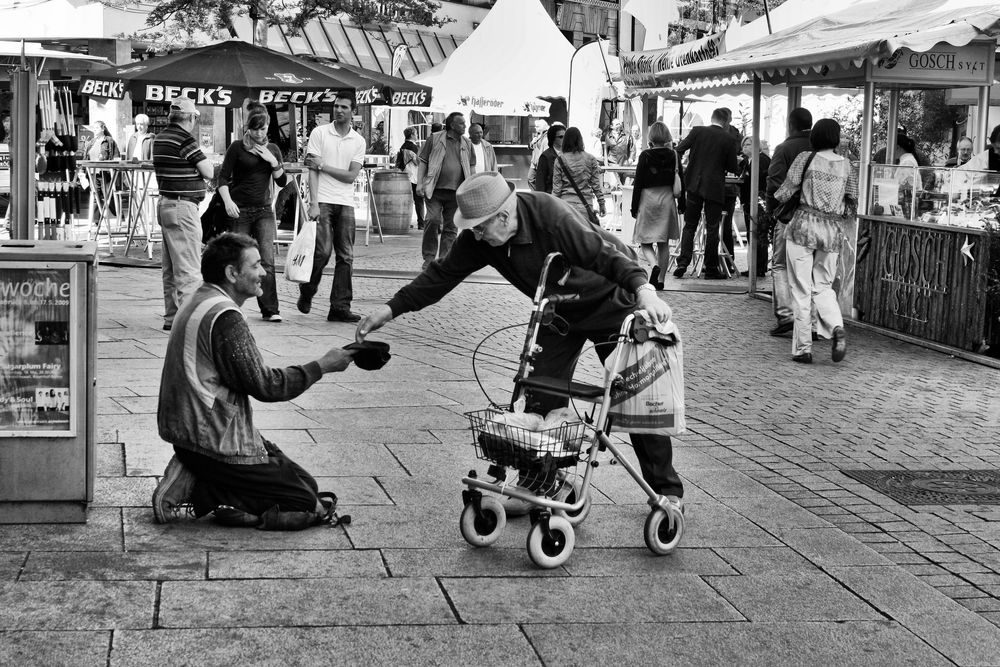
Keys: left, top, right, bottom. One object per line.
{"left": 152, "top": 233, "right": 356, "bottom": 528}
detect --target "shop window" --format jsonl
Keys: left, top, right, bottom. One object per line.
{"left": 439, "top": 35, "right": 460, "bottom": 58}
{"left": 330, "top": 22, "right": 361, "bottom": 68}
{"left": 342, "top": 25, "right": 382, "bottom": 72}
{"left": 419, "top": 32, "right": 444, "bottom": 64}
{"left": 305, "top": 22, "right": 337, "bottom": 59}
{"left": 400, "top": 29, "right": 431, "bottom": 73}
{"left": 365, "top": 29, "right": 393, "bottom": 73}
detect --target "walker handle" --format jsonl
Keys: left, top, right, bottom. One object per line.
{"left": 546, "top": 293, "right": 580, "bottom": 304}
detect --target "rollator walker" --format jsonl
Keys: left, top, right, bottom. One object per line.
{"left": 460, "top": 252, "right": 685, "bottom": 568}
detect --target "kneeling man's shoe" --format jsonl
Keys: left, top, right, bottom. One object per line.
{"left": 213, "top": 506, "right": 260, "bottom": 527}
{"left": 152, "top": 455, "right": 196, "bottom": 524}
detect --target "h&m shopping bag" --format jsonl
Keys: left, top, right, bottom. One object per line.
{"left": 603, "top": 320, "right": 685, "bottom": 436}
{"left": 283, "top": 218, "right": 316, "bottom": 283}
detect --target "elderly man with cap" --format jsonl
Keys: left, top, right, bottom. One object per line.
{"left": 152, "top": 97, "right": 214, "bottom": 331}
{"left": 356, "top": 171, "right": 684, "bottom": 514}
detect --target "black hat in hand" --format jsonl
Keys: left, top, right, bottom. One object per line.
{"left": 343, "top": 341, "right": 391, "bottom": 371}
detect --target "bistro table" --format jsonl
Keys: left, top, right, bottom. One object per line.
{"left": 80, "top": 160, "right": 156, "bottom": 257}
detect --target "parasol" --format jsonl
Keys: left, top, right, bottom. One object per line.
{"left": 79, "top": 40, "right": 431, "bottom": 108}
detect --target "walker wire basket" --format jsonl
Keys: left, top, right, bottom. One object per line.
{"left": 465, "top": 409, "right": 587, "bottom": 474}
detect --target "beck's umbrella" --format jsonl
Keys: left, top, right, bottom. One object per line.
{"left": 79, "top": 40, "right": 431, "bottom": 108}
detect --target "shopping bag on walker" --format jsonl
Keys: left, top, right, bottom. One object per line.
{"left": 284, "top": 218, "right": 316, "bottom": 283}
{"left": 603, "top": 320, "right": 685, "bottom": 436}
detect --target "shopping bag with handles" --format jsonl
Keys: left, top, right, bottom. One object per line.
{"left": 604, "top": 320, "right": 685, "bottom": 436}
{"left": 283, "top": 218, "right": 316, "bottom": 283}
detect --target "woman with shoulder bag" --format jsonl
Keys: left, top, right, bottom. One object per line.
{"left": 630, "top": 121, "right": 682, "bottom": 290}
{"left": 774, "top": 118, "right": 858, "bottom": 365}
{"left": 217, "top": 103, "right": 288, "bottom": 322}
{"left": 552, "top": 126, "right": 606, "bottom": 226}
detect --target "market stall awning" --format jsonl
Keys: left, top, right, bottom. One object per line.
{"left": 633, "top": 0, "right": 1000, "bottom": 91}
{"left": 412, "top": 0, "right": 574, "bottom": 116}
{"left": 0, "top": 39, "right": 107, "bottom": 72}
{"left": 78, "top": 40, "right": 428, "bottom": 108}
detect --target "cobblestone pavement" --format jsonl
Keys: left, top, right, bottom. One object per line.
{"left": 2, "top": 232, "right": 1000, "bottom": 664}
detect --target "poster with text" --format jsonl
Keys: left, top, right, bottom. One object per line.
{"left": 0, "top": 265, "right": 75, "bottom": 434}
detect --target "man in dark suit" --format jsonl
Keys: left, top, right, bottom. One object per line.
{"left": 673, "top": 108, "right": 740, "bottom": 279}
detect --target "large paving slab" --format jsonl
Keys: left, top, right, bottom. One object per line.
{"left": 523, "top": 621, "right": 951, "bottom": 666}
{"left": 705, "top": 571, "right": 884, "bottom": 622}
{"left": 442, "top": 575, "right": 744, "bottom": 624}
{"left": 157, "top": 578, "right": 456, "bottom": 627}
{"left": 0, "top": 631, "right": 111, "bottom": 667}
{"left": 0, "top": 581, "right": 155, "bottom": 630}
{"left": 111, "top": 626, "right": 540, "bottom": 666}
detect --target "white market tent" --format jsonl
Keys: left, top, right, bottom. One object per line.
{"left": 412, "top": 0, "right": 574, "bottom": 116}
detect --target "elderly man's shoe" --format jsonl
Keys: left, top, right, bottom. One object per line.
{"left": 792, "top": 352, "right": 813, "bottom": 364}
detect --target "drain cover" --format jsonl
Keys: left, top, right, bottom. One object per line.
{"left": 841, "top": 470, "right": 1000, "bottom": 505}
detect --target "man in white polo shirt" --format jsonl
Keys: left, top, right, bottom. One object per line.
{"left": 301, "top": 93, "right": 367, "bottom": 322}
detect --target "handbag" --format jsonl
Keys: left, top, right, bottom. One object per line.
{"left": 557, "top": 155, "right": 601, "bottom": 226}
{"left": 772, "top": 151, "right": 816, "bottom": 223}
{"left": 200, "top": 192, "right": 229, "bottom": 243}
{"left": 284, "top": 218, "right": 316, "bottom": 283}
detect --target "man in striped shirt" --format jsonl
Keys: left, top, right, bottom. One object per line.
{"left": 153, "top": 96, "right": 213, "bottom": 331}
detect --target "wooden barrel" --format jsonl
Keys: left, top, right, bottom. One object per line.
{"left": 369, "top": 170, "right": 412, "bottom": 235}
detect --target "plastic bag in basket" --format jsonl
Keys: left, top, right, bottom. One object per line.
{"left": 542, "top": 407, "right": 586, "bottom": 452}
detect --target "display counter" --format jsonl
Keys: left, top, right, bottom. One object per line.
{"left": 854, "top": 164, "right": 1000, "bottom": 354}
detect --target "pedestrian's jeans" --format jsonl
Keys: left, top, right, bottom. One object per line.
{"left": 771, "top": 222, "right": 794, "bottom": 322}
{"left": 677, "top": 192, "right": 724, "bottom": 274}
{"left": 230, "top": 205, "right": 279, "bottom": 317}
{"left": 158, "top": 197, "right": 203, "bottom": 327}
{"left": 422, "top": 189, "right": 458, "bottom": 267}
{"left": 300, "top": 203, "right": 354, "bottom": 312}
{"left": 525, "top": 324, "right": 684, "bottom": 498}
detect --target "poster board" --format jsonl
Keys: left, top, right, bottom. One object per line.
{"left": 0, "top": 261, "right": 79, "bottom": 437}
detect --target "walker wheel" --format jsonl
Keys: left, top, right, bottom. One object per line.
{"left": 643, "top": 506, "right": 684, "bottom": 555}
{"left": 459, "top": 496, "right": 506, "bottom": 547}
{"left": 553, "top": 478, "right": 592, "bottom": 527}
{"left": 526, "top": 514, "right": 575, "bottom": 568}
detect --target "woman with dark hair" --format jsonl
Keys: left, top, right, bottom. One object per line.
{"left": 552, "top": 126, "right": 605, "bottom": 224}
{"left": 775, "top": 118, "right": 858, "bottom": 365}
{"left": 630, "top": 121, "right": 681, "bottom": 289}
{"left": 217, "top": 103, "right": 288, "bottom": 322}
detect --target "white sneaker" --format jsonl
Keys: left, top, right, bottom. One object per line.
{"left": 263, "top": 313, "right": 283, "bottom": 322}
